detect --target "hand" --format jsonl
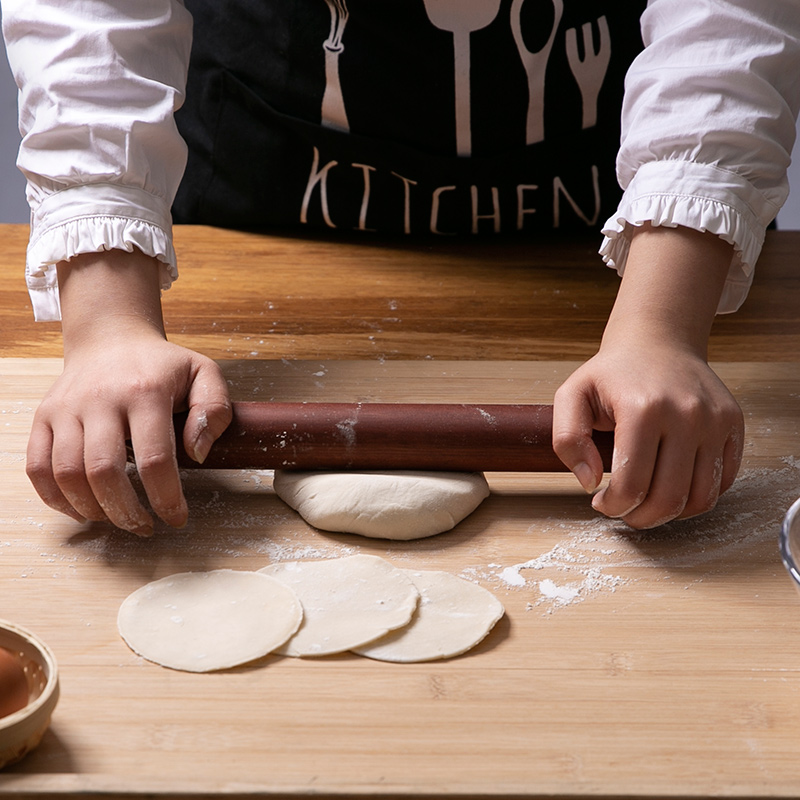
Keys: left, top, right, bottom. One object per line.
{"left": 26, "top": 250, "right": 232, "bottom": 535}
{"left": 553, "top": 342, "right": 743, "bottom": 529}
{"left": 552, "top": 223, "right": 744, "bottom": 529}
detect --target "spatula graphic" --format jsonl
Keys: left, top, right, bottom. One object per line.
{"left": 422, "top": 0, "right": 503, "bottom": 156}
{"left": 321, "top": 0, "right": 350, "bottom": 132}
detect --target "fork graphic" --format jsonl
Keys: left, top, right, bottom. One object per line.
{"left": 566, "top": 16, "right": 611, "bottom": 130}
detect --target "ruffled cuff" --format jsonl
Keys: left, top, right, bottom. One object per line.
{"left": 599, "top": 160, "right": 781, "bottom": 314}
{"left": 25, "top": 183, "right": 179, "bottom": 322}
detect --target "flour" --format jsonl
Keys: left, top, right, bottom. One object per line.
{"left": 6, "top": 455, "right": 800, "bottom": 620}
{"left": 538, "top": 579, "right": 579, "bottom": 602}
{"left": 481, "top": 457, "right": 800, "bottom": 614}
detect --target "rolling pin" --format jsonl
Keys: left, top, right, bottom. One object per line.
{"left": 174, "top": 402, "right": 614, "bottom": 473}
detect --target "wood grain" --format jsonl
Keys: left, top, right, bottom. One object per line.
{"left": 3, "top": 224, "right": 800, "bottom": 798}
{"left": 1, "top": 358, "right": 800, "bottom": 798}
{"left": 2, "top": 225, "right": 800, "bottom": 361}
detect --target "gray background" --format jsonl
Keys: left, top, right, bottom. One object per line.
{"left": 1, "top": 47, "right": 799, "bottom": 228}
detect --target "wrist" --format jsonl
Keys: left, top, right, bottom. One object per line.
{"left": 57, "top": 249, "right": 167, "bottom": 355}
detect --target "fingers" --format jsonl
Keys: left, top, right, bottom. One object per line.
{"left": 592, "top": 406, "right": 744, "bottom": 530}
{"left": 553, "top": 361, "right": 744, "bottom": 530}
{"left": 27, "top": 403, "right": 156, "bottom": 536}
{"left": 552, "top": 382, "right": 606, "bottom": 494}
{"left": 590, "top": 414, "right": 660, "bottom": 523}
{"left": 26, "top": 356, "right": 233, "bottom": 535}
{"left": 26, "top": 419, "right": 88, "bottom": 524}
{"left": 83, "top": 416, "right": 155, "bottom": 535}
{"left": 183, "top": 362, "right": 233, "bottom": 465}
{"left": 127, "top": 400, "right": 186, "bottom": 531}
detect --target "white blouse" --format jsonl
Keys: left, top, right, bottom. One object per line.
{"left": 3, "top": 0, "right": 800, "bottom": 321}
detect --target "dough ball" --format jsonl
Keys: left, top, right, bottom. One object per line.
{"left": 272, "top": 470, "right": 490, "bottom": 540}
{"left": 117, "top": 569, "right": 302, "bottom": 672}
{"left": 259, "top": 554, "right": 419, "bottom": 657}
{"left": 352, "top": 569, "right": 505, "bottom": 663}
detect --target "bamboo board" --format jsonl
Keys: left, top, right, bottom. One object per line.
{"left": 2, "top": 358, "right": 800, "bottom": 798}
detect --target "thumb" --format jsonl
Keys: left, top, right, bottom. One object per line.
{"left": 183, "top": 360, "right": 233, "bottom": 464}
{"left": 552, "top": 382, "right": 605, "bottom": 494}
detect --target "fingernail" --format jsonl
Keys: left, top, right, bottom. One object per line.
{"left": 166, "top": 505, "right": 189, "bottom": 530}
{"left": 132, "top": 524, "right": 154, "bottom": 538}
{"left": 192, "top": 431, "right": 214, "bottom": 465}
{"left": 573, "top": 462, "right": 598, "bottom": 494}
{"left": 593, "top": 490, "right": 645, "bottom": 519}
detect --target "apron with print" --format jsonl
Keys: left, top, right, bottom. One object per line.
{"left": 173, "top": 0, "right": 647, "bottom": 236}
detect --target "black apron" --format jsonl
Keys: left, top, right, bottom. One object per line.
{"left": 173, "top": 0, "right": 646, "bottom": 236}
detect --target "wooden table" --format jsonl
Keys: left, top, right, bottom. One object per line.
{"left": 2, "top": 224, "right": 800, "bottom": 798}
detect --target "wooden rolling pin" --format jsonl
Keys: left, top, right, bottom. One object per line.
{"left": 174, "top": 402, "right": 614, "bottom": 472}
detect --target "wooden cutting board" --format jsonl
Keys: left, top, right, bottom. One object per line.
{"left": 2, "top": 357, "right": 800, "bottom": 798}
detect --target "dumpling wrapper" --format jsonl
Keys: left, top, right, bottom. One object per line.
{"left": 272, "top": 470, "right": 490, "bottom": 540}
{"left": 118, "top": 569, "right": 302, "bottom": 672}
{"left": 259, "top": 554, "right": 419, "bottom": 656}
{"left": 352, "top": 569, "right": 505, "bottom": 662}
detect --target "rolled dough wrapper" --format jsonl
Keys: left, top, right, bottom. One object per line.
{"left": 117, "top": 569, "right": 303, "bottom": 672}
{"left": 259, "top": 554, "right": 419, "bottom": 657}
{"left": 352, "top": 569, "right": 505, "bottom": 663}
{"left": 272, "top": 470, "right": 490, "bottom": 540}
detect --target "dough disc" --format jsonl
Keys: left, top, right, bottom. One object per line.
{"left": 352, "top": 569, "right": 505, "bottom": 662}
{"left": 259, "top": 554, "right": 419, "bottom": 656}
{"left": 117, "top": 569, "right": 303, "bottom": 672}
{"left": 272, "top": 470, "right": 490, "bottom": 540}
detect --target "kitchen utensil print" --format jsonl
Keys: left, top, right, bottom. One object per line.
{"left": 510, "top": 0, "right": 564, "bottom": 145}
{"left": 422, "top": 0, "right": 504, "bottom": 157}
{"left": 566, "top": 16, "right": 611, "bottom": 130}
{"left": 321, "top": 0, "right": 350, "bottom": 132}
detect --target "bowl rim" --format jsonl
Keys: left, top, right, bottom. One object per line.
{"left": 0, "top": 618, "right": 59, "bottom": 732}
{"left": 780, "top": 496, "right": 800, "bottom": 586}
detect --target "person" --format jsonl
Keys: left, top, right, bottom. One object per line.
{"left": 2, "top": 0, "right": 799, "bottom": 535}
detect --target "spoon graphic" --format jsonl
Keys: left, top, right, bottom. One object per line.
{"left": 510, "top": 0, "right": 564, "bottom": 145}
{"left": 422, "top": 0, "right": 503, "bottom": 156}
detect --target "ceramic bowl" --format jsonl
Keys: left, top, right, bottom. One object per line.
{"left": 0, "top": 620, "right": 59, "bottom": 769}
{"left": 780, "top": 497, "right": 800, "bottom": 595}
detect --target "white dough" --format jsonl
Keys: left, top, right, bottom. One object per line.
{"left": 352, "top": 569, "right": 505, "bottom": 663}
{"left": 117, "top": 569, "right": 303, "bottom": 672}
{"left": 272, "top": 470, "right": 490, "bottom": 540}
{"left": 259, "top": 554, "right": 419, "bottom": 656}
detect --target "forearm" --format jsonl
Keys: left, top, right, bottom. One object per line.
{"left": 603, "top": 224, "right": 734, "bottom": 358}
{"left": 2, "top": 0, "right": 193, "bottom": 321}
{"left": 603, "top": 0, "right": 800, "bottom": 316}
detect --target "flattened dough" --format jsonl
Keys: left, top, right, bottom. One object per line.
{"left": 352, "top": 569, "right": 504, "bottom": 662}
{"left": 259, "top": 554, "right": 419, "bottom": 656}
{"left": 118, "top": 569, "right": 302, "bottom": 672}
{"left": 272, "top": 470, "right": 490, "bottom": 540}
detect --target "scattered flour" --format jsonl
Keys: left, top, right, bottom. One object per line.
{"left": 4, "top": 456, "right": 800, "bottom": 619}
{"left": 538, "top": 579, "right": 579, "bottom": 602}
{"left": 474, "top": 457, "right": 800, "bottom": 614}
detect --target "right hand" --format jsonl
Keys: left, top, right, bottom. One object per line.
{"left": 26, "top": 250, "right": 232, "bottom": 535}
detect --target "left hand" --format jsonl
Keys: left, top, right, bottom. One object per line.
{"left": 552, "top": 222, "right": 745, "bottom": 529}
{"left": 552, "top": 339, "right": 743, "bottom": 529}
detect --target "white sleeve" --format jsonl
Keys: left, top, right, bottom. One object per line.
{"left": 600, "top": 0, "right": 800, "bottom": 313}
{"left": 1, "top": 0, "right": 193, "bottom": 321}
